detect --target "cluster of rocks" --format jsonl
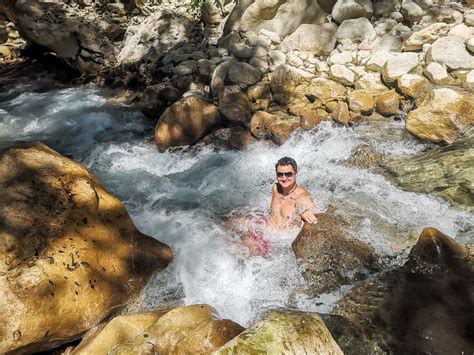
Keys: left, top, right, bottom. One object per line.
{"left": 1, "top": 0, "right": 473, "bottom": 149}
{"left": 0, "top": 19, "right": 25, "bottom": 63}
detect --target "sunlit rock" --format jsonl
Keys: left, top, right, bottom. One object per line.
{"left": 335, "top": 17, "right": 376, "bottom": 43}
{"left": 423, "top": 62, "right": 451, "bottom": 85}
{"left": 382, "top": 135, "right": 474, "bottom": 210}
{"left": 331, "top": 101, "right": 351, "bottom": 125}
{"left": 155, "top": 95, "right": 222, "bottom": 150}
{"left": 402, "top": 22, "right": 449, "bottom": 51}
{"left": 400, "top": 1, "right": 422, "bottom": 23}
{"left": 224, "top": 0, "right": 326, "bottom": 37}
{"left": 280, "top": 23, "right": 337, "bottom": 55}
{"left": 382, "top": 52, "right": 419, "bottom": 83}
{"left": 329, "top": 64, "right": 356, "bottom": 86}
{"left": 366, "top": 51, "right": 395, "bottom": 73}
{"left": 347, "top": 89, "right": 374, "bottom": 115}
{"left": 0, "top": 143, "right": 173, "bottom": 354}
{"left": 216, "top": 310, "right": 343, "bottom": 354}
{"left": 71, "top": 305, "right": 243, "bottom": 355}
{"left": 375, "top": 90, "right": 400, "bottom": 117}
{"left": 292, "top": 214, "right": 376, "bottom": 294}
{"left": 397, "top": 73, "right": 431, "bottom": 99}
{"left": 331, "top": 227, "right": 473, "bottom": 354}
{"left": 427, "top": 36, "right": 474, "bottom": 70}
{"left": 250, "top": 110, "right": 302, "bottom": 144}
{"left": 406, "top": 88, "right": 474, "bottom": 145}
{"left": 355, "top": 72, "right": 389, "bottom": 93}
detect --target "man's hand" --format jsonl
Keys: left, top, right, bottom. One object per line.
{"left": 301, "top": 210, "right": 318, "bottom": 224}
{"left": 272, "top": 182, "right": 280, "bottom": 194}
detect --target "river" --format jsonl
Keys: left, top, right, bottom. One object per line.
{"left": 1, "top": 80, "right": 473, "bottom": 326}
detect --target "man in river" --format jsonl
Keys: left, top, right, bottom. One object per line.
{"left": 267, "top": 157, "right": 318, "bottom": 230}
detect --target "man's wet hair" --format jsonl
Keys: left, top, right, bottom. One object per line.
{"left": 275, "top": 157, "right": 297, "bottom": 172}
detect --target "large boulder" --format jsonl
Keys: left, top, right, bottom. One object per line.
{"left": 332, "top": 0, "right": 373, "bottom": 24}
{"left": 224, "top": 0, "right": 326, "bottom": 37}
{"left": 0, "top": 143, "right": 173, "bottom": 354}
{"left": 382, "top": 52, "right": 419, "bottom": 83}
{"left": 335, "top": 17, "right": 376, "bottom": 43}
{"left": 292, "top": 214, "right": 376, "bottom": 294}
{"left": 427, "top": 36, "right": 474, "bottom": 70}
{"left": 397, "top": 74, "right": 431, "bottom": 99}
{"left": 155, "top": 95, "right": 223, "bottom": 151}
{"left": 71, "top": 305, "right": 243, "bottom": 354}
{"left": 403, "top": 22, "right": 450, "bottom": 51}
{"left": 216, "top": 310, "right": 343, "bottom": 354}
{"left": 280, "top": 23, "right": 337, "bottom": 55}
{"left": 13, "top": 0, "right": 118, "bottom": 73}
{"left": 331, "top": 227, "right": 473, "bottom": 354}
{"left": 406, "top": 88, "right": 474, "bottom": 145}
{"left": 228, "top": 62, "right": 262, "bottom": 86}
{"left": 381, "top": 135, "right": 474, "bottom": 211}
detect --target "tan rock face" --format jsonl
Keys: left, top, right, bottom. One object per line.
{"left": 216, "top": 310, "right": 343, "bottom": 354}
{"left": 332, "top": 102, "right": 351, "bottom": 125}
{"left": 224, "top": 0, "right": 326, "bottom": 37}
{"left": 406, "top": 88, "right": 474, "bottom": 144}
{"left": 155, "top": 95, "right": 222, "bottom": 151}
{"left": 250, "top": 111, "right": 302, "bottom": 144}
{"left": 72, "top": 305, "right": 243, "bottom": 355}
{"left": 375, "top": 90, "right": 400, "bottom": 117}
{"left": 292, "top": 214, "right": 375, "bottom": 294}
{"left": 403, "top": 22, "right": 450, "bottom": 51}
{"left": 347, "top": 89, "right": 374, "bottom": 114}
{"left": 0, "top": 143, "right": 173, "bottom": 354}
{"left": 397, "top": 74, "right": 432, "bottom": 99}
{"left": 280, "top": 23, "right": 337, "bottom": 55}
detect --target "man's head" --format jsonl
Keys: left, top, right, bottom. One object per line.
{"left": 275, "top": 157, "right": 298, "bottom": 189}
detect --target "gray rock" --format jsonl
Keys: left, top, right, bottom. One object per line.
{"left": 228, "top": 62, "right": 262, "bottom": 85}
{"left": 210, "top": 60, "right": 237, "bottom": 97}
{"left": 269, "top": 49, "right": 286, "bottom": 66}
{"left": 336, "top": 17, "right": 376, "bottom": 43}
{"left": 172, "top": 60, "right": 197, "bottom": 76}
{"left": 400, "top": 1, "right": 423, "bottom": 23}
{"left": 249, "top": 56, "right": 269, "bottom": 72}
{"left": 382, "top": 52, "right": 419, "bottom": 82}
{"left": 280, "top": 23, "right": 337, "bottom": 56}
{"left": 465, "top": 9, "right": 474, "bottom": 27}
{"left": 196, "top": 59, "right": 217, "bottom": 84}
{"left": 246, "top": 34, "right": 271, "bottom": 48}
{"left": 427, "top": 36, "right": 474, "bottom": 70}
{"left": 218, "top": 85, "right": 253, "bottom": 125}
{"left": 228, "top": 42, "right": 253, "bottom": 60}
{"left": 332, "top": 0, "right": 374, "bottom": 24}
{"left": 329, "top": 64, "right": 356, "bottom": 86}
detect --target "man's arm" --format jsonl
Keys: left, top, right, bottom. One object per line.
{"left": 298, "top": 191, "right": 318, "bottom": 224}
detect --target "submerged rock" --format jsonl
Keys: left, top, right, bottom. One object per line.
{"left": 216, "top": 310, "right": 343, "bottom": 354}
{"left": 381, "top": 135, "right": 474, "bottom": 211}
{"left": 71, "top": 305, "right": 243, "bottom": 355}
{"left": 292, "top": 214, "right": 376, "bottom": 294}
{"left": 155, "top": 95, "right": 223, "bottom": 151}
{"left": 331, "top": 227, "right": 474, "bottom": 354}
{"left": 0, "top": 143, "right": 173, "bottom": 354}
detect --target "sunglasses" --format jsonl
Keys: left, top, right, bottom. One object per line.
{"left": 276, "top": 172, "right": 294, "bottom": 178}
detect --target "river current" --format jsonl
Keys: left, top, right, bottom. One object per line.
{"left": 1, "top": 83, "right": 473, "bottom": 326}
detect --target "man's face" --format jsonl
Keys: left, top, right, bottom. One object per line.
{"left": 276, "top": 164, "right": 297, "bottom": 189}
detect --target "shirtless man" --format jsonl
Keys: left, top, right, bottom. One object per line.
{"left": 268, "top": 157, "right": 318, "bottom": 230}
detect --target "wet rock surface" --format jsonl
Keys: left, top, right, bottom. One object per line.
{"left": 216, "top": 310, "right": 343, "bottom": 354}
{"left": 330, "top": 227, "right": 474, "bottom": 354}
{"left": 382, "top": 135, "right": 474, "bottom": 211}
{"left": 292, "top": 213, "right": 376, "bottom": 294}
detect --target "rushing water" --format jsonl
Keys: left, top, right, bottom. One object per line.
{"left": 1, "top": 82, "right": 473, "bottom": 326}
